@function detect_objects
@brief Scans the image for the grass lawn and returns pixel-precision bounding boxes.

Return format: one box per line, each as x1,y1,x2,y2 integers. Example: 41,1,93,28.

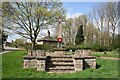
92,51,119,58
2,50,119,78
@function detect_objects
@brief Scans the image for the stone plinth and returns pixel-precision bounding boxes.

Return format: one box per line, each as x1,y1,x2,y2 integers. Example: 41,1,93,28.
73,56,96,71
83,56,96,69
36,56,46,71
73,56,83,71
23,49,96,72
23,56,36,69
54,48,66,55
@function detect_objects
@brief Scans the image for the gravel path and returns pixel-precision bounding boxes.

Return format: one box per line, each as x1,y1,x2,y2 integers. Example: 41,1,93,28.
99,57,120,60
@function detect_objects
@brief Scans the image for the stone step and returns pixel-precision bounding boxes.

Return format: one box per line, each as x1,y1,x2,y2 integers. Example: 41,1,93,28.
46,62,74,66
47,70,75,73
46,66,74,70
48,57,73,59
47,55,73,58
48,59,73,62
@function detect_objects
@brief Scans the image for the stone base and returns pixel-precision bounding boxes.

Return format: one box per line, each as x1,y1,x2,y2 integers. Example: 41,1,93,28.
23,55,46,71
23,50,96,72
23,56,36,69
73,56,96,71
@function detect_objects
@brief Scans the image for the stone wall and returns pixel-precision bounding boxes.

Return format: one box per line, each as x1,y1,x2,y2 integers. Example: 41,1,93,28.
73,56,96,71
83,57,96,69
73,58,83,71
75,50,92,56
23,56,36,69
23,50,46,71
73,50,96,71
36,56,46,71
23,50,96,72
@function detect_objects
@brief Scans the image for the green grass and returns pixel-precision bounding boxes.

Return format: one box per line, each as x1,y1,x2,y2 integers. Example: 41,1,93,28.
2,50,119,78
92,51,119,58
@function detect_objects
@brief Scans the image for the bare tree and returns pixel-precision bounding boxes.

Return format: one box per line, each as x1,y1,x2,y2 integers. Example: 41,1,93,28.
105,2,118,45
2,2,66,55
63,18,74,45
92,2,118,46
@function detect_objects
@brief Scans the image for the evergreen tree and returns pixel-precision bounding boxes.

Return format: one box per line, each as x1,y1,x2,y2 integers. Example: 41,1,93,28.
75,25,84,45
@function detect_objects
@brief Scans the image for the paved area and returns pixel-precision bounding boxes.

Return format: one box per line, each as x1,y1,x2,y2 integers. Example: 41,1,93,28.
0,47,23,54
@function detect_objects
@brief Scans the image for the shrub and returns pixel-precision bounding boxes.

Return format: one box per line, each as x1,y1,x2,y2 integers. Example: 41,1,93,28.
23,43,32,51
66,45,77,51
66,44,113,52
113,48,120,54
66,44,91,51
91,44,113,52
34,44,54,52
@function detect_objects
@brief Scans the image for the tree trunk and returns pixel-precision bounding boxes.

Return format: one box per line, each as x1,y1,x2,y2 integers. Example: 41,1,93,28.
2,40,4,51
31,41,36,56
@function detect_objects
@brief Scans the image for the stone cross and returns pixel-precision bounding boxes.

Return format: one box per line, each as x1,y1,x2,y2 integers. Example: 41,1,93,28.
57,16,62,48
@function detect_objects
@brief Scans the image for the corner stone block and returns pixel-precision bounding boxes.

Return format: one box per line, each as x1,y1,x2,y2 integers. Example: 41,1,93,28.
23,59,30,69
73,57,83,71
84,58,96,69
23,56,36,69
36,56,46,71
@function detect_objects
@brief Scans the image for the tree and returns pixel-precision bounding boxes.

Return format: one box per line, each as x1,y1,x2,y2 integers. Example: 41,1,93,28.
75,25,84,45
63,15,88,46
63,18,75,46
2,31,8,50
92,2,118,46
13,38,26,47
105,2,118,45
2,2,66,55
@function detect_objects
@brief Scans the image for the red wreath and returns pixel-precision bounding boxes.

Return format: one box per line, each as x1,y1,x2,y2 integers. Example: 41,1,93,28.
57,38,62,42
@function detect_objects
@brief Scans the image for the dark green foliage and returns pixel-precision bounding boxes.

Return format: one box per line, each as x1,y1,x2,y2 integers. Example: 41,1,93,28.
66,44,113,52
91,44,113,52
111,34,120,49
114,48,120,54
75,25,84,45
66,44,91,51
34,44,54,52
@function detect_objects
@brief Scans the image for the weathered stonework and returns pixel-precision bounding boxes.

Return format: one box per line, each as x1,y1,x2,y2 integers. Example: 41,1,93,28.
83,57,96,69
23,50,96,73
73,57,83,71
54,51,64,55
36,57,46,71
75,50,92,56
23,56,36,69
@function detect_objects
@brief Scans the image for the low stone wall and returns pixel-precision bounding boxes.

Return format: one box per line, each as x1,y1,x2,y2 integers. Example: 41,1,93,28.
36,56,46,71
23,56,36,69
73,56,96,71
23,50,96,72
73,57,83,71
75,50,92,56
23,50,46,71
